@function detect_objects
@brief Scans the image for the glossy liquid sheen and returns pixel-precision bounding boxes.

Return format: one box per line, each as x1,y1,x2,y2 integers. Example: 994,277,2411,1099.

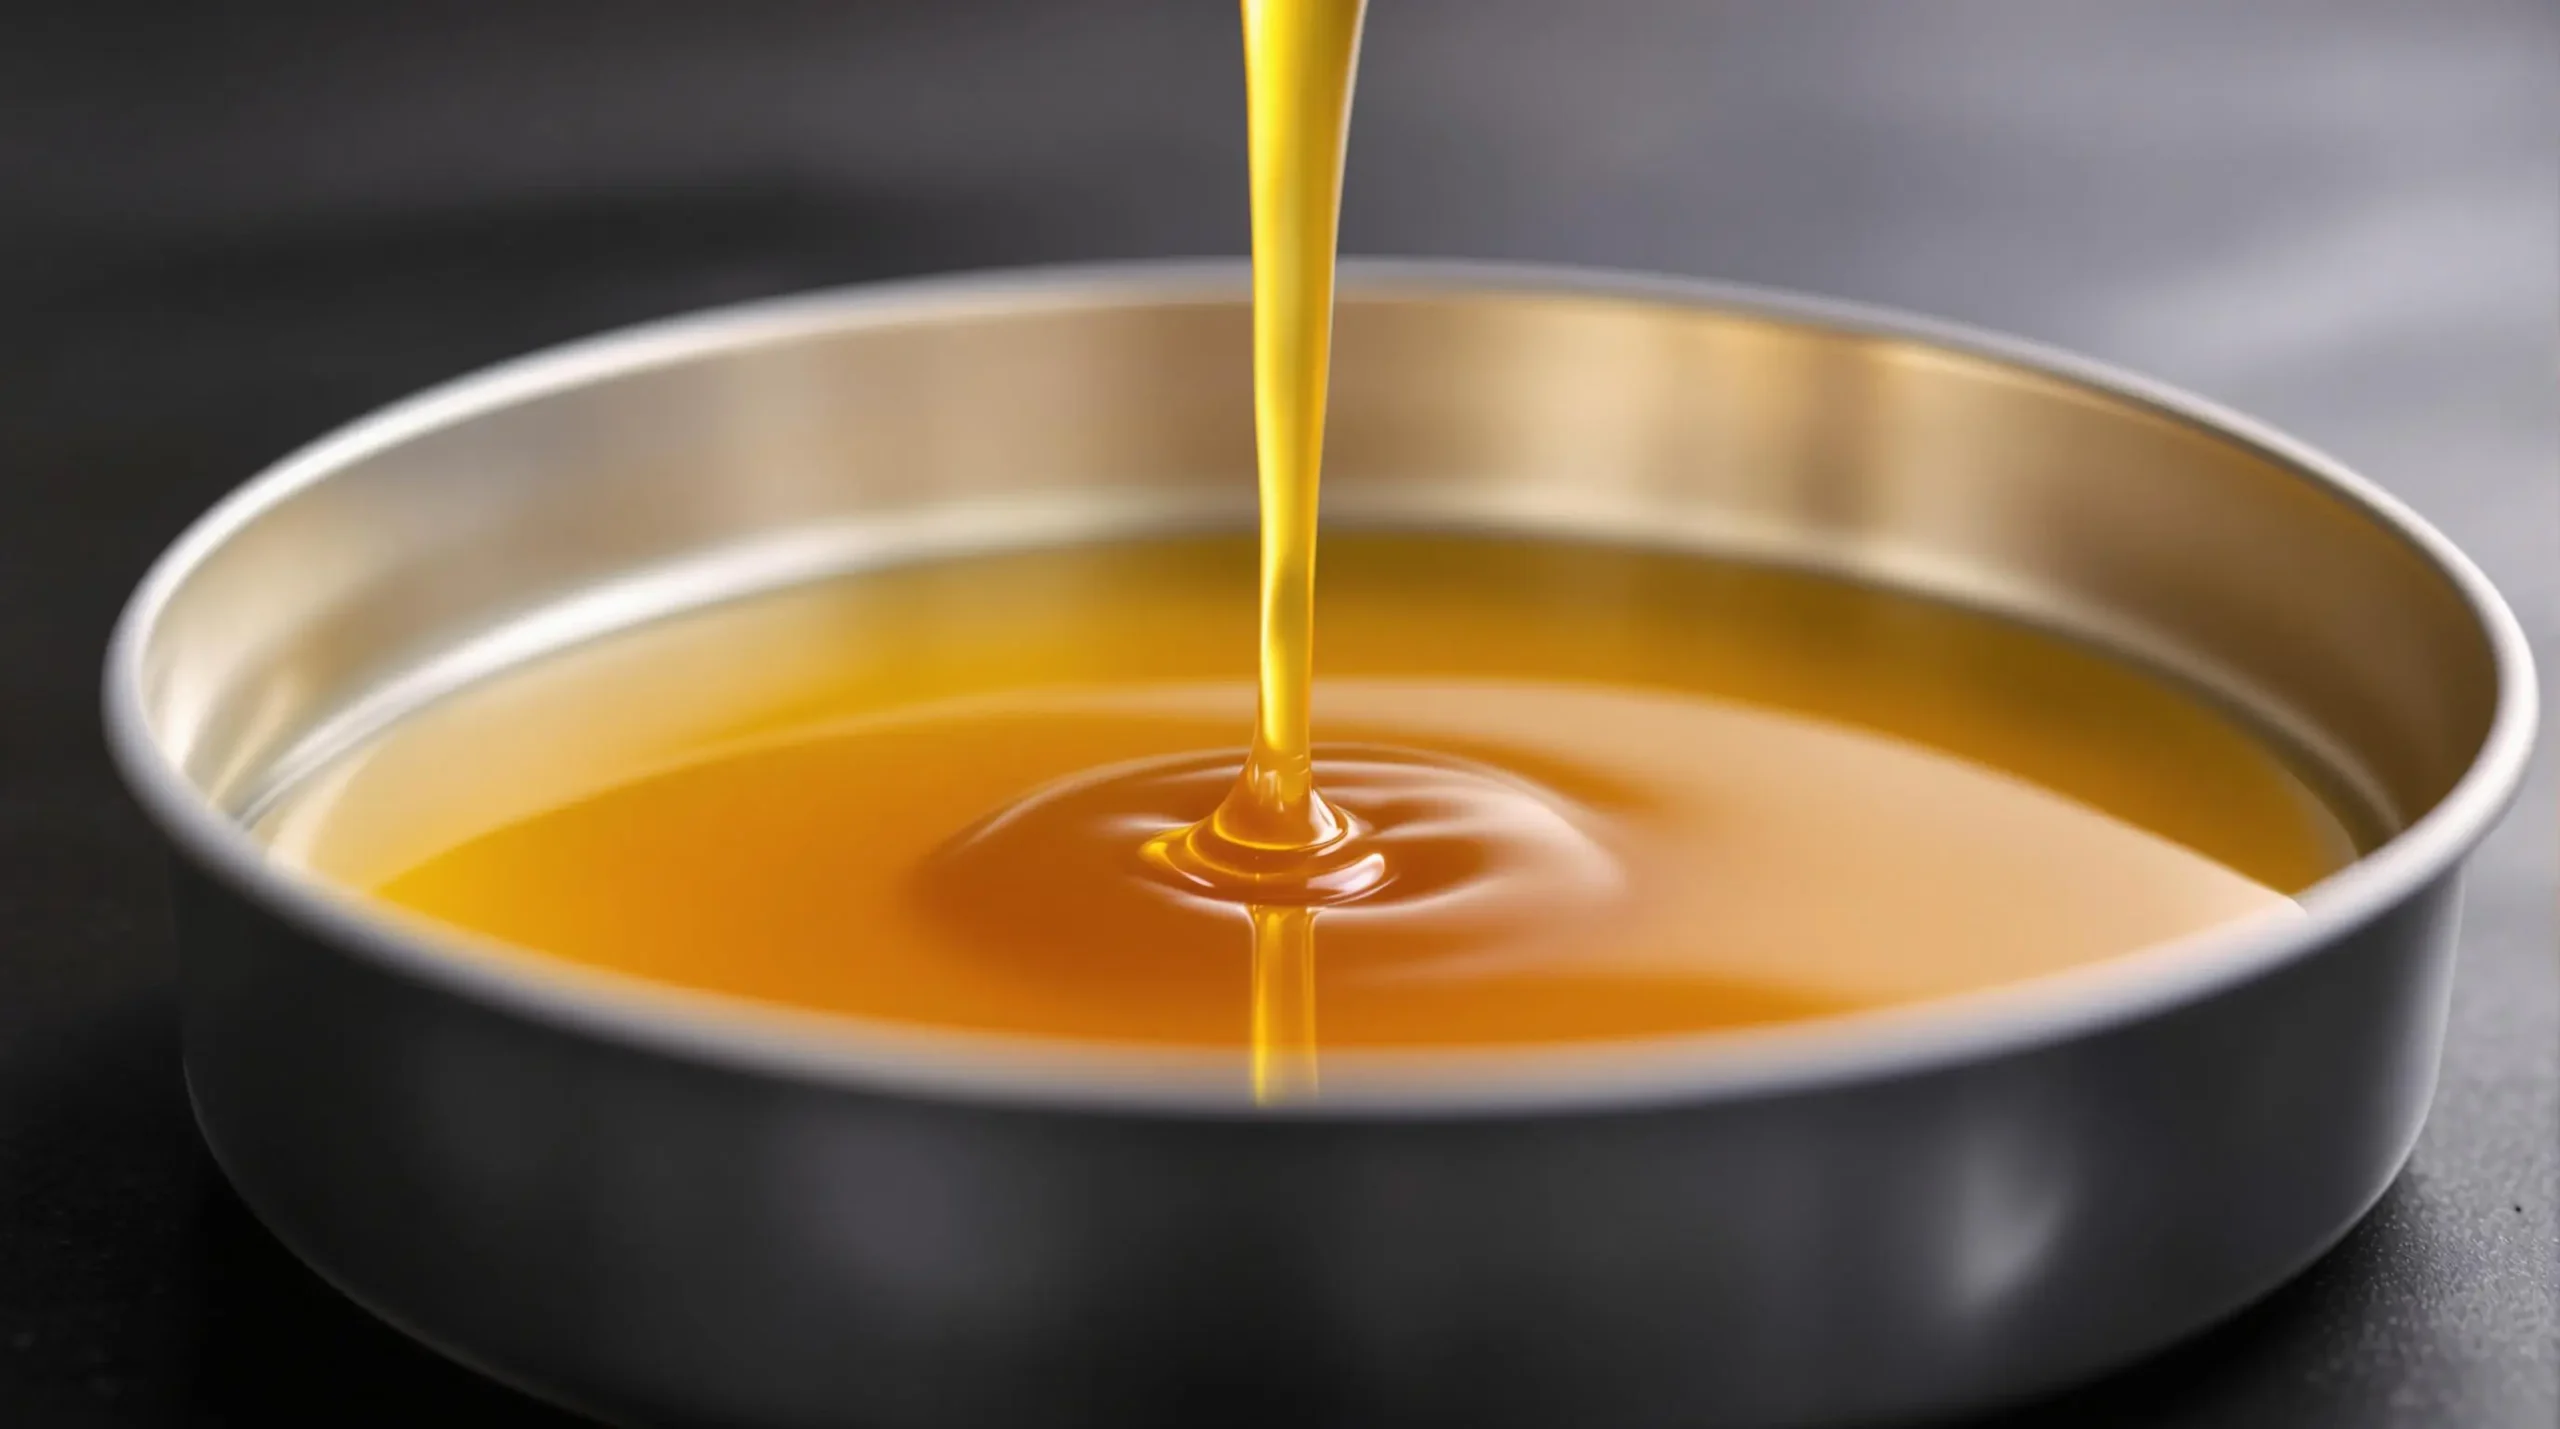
265,535,2356,1071
263,1,2356,1096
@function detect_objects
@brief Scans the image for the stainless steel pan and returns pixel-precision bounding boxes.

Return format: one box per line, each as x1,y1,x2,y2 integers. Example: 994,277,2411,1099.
105,263,2536,1427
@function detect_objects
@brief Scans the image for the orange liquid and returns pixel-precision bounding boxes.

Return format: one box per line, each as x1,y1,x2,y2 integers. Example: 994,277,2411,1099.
262,534,2357,1081
255,3,2357,1098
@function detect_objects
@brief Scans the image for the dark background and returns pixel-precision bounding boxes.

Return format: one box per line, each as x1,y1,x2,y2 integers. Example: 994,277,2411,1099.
3,2,2552,1424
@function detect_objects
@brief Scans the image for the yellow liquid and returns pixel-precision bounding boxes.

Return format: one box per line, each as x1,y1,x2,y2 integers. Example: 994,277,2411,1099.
1142,0,1366,1094
258,2,2358,1097
1219,0,1364,851
264,534,2357,1078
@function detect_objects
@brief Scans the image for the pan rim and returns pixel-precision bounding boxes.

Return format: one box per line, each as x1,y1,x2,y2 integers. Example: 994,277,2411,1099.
101,258,2540,1118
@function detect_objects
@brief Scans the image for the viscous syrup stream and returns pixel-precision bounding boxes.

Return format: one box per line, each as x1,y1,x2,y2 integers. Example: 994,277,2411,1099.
1215,0,1365,858
1194,0,1367,1098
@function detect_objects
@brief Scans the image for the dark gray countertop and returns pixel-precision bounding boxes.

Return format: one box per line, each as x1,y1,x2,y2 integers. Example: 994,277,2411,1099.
1,2,2550,1423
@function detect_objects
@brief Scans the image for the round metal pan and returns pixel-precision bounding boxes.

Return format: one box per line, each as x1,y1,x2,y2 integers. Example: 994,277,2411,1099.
104,263,2536,1428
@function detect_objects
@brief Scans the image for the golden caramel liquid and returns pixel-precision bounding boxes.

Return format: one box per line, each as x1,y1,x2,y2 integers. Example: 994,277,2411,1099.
257,0,2360,1098
1221,0,1363,851
264,535,2358,1082
1156,0,1368,1095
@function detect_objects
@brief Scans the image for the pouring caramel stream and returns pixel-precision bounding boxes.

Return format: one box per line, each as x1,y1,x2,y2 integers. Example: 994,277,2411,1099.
1200,0,1368,1097
1215,0,1365,859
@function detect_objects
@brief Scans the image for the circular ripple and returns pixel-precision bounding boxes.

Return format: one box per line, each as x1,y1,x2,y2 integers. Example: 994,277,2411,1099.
917,744,1626,967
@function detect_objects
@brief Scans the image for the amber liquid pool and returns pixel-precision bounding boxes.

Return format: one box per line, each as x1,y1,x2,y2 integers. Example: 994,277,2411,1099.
262,532,2356,1076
